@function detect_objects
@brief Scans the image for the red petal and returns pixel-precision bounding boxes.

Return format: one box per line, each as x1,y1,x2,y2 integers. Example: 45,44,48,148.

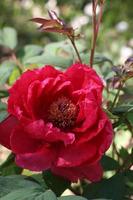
52,161,103,182
56,142,97,167
16,146,56,171
65,63,103,102
11,124,41,154
8,66,61,120
25,120,75,146
0,115,18,149
74,97,99,132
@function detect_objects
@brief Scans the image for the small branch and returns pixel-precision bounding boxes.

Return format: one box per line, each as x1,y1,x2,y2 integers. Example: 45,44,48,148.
11,53,23,73
90,0,105,67
68,36,82,63
110,81,124,111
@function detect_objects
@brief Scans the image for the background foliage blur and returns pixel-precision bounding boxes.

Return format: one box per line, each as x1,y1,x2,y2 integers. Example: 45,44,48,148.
0,1,133,199
0,0,133,64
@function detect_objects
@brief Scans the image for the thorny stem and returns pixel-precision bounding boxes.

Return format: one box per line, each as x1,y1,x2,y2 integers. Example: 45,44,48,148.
90,0,105,67
68,36,82,63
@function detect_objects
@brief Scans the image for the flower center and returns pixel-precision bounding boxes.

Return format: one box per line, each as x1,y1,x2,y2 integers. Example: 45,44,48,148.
48,96,78,130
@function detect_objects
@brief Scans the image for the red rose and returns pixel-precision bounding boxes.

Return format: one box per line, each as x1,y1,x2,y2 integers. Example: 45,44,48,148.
0,63,113,182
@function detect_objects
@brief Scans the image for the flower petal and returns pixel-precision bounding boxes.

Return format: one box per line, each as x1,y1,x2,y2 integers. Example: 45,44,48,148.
0,115,18,149
74,98,99,132
11,124,41,154
65,63,103,102
52,161,102,182
25,120,75,146
56,142,97,167
16,146,56,171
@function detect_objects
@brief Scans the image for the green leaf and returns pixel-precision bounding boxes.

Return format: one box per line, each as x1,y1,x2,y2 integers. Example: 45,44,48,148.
119,147,129,160
58,196,88,200
23,54,73,68
8,68,20,85
0,175,43,198
81,54,113,65
0,188,43,200
0,153,22,176
0,27,18,49
36,190,57,200
44,40,86,56
113,104,133,114
0,90,9,98
0,101,8,122
43,170,70,196
83,173,126,200
127,112,133,125
21,45,43,63
30,174,47,189
1,189,57,200
0,60,16,85
101,155,120,171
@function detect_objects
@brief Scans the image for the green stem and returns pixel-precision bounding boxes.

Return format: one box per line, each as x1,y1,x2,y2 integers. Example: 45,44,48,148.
68,36,82,63
110,81,124,111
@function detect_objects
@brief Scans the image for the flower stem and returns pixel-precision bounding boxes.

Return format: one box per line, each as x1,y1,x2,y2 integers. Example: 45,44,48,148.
110,81,123,111
68,36,82,63
11,53,23,73
90,0,105,67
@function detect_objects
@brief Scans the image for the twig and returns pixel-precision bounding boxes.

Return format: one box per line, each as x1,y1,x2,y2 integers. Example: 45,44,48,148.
110,81,124,111
11,53,23,73
68,36,82,63
90,0,105,67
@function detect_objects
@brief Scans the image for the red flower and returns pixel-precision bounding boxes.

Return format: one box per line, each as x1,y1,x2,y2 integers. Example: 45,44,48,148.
0,63,113,182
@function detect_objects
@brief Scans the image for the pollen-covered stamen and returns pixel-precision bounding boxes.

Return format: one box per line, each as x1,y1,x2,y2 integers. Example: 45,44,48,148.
48,96,78,129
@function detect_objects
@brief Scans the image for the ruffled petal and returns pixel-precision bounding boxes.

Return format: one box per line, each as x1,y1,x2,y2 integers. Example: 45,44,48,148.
56,142,97,167
8,66,62,120
52,161,102,182
11,124,41,154
76,110,107,144
25,120,75,146
65,63,103,102
74,98,99,133
16,146,56,171
0,115,18,149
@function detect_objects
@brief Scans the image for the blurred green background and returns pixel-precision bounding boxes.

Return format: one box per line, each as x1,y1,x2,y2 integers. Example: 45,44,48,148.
0,2,133,199
0,0,133,64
